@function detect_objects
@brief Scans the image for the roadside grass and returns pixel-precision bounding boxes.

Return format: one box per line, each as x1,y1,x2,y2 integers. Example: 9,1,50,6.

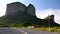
17,26,60,32
16,26,60,32
34,27,60,32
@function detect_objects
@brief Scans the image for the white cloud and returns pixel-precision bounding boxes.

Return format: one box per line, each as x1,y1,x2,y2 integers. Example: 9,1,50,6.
36,9,53,19
36,9,60,24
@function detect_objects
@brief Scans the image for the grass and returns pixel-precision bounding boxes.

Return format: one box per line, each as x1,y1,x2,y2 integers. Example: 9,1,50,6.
34,27,60,32
17,26,60,32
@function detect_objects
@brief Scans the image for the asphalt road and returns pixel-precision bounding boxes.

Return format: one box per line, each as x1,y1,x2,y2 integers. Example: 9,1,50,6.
20,28,60,34
0,27,25,34
0,27,60,34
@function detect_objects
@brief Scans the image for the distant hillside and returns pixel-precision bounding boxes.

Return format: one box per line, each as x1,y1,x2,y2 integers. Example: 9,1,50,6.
0,2,60,27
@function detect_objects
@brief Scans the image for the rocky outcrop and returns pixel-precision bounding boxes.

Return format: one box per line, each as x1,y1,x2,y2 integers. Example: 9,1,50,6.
44,15,54,22
6,2,26,15
5,2,36,16
2,2,37,24
27,4,35,16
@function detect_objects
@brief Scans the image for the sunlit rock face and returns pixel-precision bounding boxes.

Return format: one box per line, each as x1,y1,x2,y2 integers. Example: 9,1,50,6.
44,15,54,22
6,2,26,15
27,4,36,16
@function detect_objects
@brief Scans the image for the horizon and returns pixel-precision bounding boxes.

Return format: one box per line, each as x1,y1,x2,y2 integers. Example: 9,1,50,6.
0,0,60,24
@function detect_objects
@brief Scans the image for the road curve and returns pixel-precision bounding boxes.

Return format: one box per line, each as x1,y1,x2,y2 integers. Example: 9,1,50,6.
0,27,59,34
20,28,60,34
0,27,26,34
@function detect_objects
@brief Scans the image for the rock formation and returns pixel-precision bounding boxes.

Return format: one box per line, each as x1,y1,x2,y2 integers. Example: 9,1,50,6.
0,2,59,27
44,15,54,22
5,2,36,16
6,2,26,15
27,4,35,16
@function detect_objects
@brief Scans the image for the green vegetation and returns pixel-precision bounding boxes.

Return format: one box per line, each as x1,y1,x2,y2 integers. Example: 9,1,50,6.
0,15,60,27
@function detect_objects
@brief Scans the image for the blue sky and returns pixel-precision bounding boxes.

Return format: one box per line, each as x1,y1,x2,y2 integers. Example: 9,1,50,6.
0,0,60,24
38,0,60,9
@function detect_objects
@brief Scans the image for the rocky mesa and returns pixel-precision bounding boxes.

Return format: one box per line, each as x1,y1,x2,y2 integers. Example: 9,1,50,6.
0,2,59,27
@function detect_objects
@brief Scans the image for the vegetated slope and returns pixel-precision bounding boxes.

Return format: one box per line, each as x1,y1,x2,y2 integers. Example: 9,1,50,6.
0,11,59,27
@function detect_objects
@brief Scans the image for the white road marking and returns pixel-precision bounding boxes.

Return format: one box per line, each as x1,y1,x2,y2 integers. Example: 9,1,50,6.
13,28,28,34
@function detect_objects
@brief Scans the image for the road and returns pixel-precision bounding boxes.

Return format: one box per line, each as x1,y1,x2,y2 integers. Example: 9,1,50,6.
20,28,60,34
0,27,60,34
0,27,26,34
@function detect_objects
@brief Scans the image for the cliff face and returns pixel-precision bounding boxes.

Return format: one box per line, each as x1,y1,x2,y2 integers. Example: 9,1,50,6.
1,2,37,24
6,2,26,15
27,4,35,16
5,2,36,16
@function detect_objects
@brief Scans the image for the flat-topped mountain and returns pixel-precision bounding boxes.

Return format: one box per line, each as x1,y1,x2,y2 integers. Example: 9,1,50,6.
0,2,59,27
5,2,36,16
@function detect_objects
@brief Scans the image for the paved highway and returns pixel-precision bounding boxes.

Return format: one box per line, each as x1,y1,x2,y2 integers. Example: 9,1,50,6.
20,28,60,34
0,27,60,34
0,27,26,34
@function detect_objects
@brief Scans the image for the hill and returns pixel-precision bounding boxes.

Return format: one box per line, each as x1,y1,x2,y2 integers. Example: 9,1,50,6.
0,2,60,27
